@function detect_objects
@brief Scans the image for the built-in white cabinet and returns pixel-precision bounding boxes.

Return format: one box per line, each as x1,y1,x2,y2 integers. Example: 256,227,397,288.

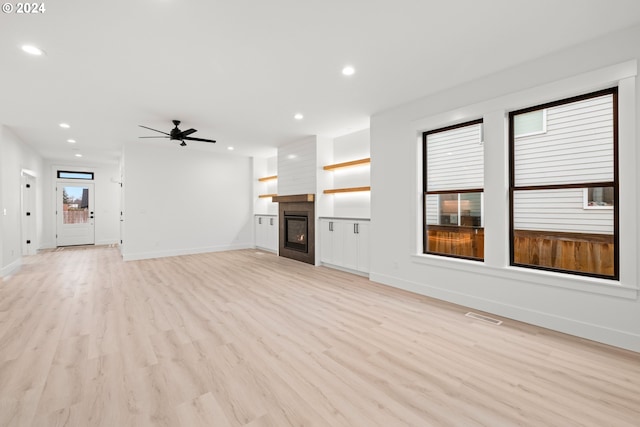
255,215,277,252
319,218,370,274
320,219,345,266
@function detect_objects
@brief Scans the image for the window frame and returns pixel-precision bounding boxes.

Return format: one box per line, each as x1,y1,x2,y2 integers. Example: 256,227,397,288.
57,170,94,180
422,118,484,261
508,87,619,280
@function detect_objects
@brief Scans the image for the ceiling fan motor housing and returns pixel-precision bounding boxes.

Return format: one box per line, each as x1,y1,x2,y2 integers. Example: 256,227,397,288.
170,120,182,140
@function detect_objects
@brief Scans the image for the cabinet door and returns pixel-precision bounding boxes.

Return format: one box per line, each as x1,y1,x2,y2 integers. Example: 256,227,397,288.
320,220,347,265
255,216,266,249
267,216,278,251
320,220,334,264
331,221,346,266
356,222,370,273
342,222,359,271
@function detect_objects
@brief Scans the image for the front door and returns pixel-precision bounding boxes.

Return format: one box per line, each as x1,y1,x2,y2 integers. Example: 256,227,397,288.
56,182,95,246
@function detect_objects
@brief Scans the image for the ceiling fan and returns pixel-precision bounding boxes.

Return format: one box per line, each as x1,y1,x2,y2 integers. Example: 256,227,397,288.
139,120,216,146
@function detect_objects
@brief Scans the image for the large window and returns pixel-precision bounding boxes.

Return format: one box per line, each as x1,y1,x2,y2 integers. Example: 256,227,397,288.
509,88,618,279
423,119,484,260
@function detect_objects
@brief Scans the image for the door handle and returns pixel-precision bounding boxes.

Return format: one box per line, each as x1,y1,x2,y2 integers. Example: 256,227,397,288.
329,221,333,231
270,218,274,226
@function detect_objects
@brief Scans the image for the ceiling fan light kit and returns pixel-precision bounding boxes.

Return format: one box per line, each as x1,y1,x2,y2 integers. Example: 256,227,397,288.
138,120,216,147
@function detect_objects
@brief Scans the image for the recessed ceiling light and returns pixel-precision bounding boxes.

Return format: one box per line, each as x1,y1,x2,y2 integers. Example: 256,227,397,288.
342,65,355,76
21,45,44,56
59,123,70,129
74,153,83,158
227,146,234,151
67,139,76,144
287,154,297,160
294,113,304,120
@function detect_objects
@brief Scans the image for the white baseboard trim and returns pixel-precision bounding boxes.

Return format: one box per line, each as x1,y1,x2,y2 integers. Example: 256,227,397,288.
122,243,253,261
254,245,277,254
320,262,369,278
95,239,119,246
40,239,119,249
0,258,22,278
40,241,55,250
369,272,640,353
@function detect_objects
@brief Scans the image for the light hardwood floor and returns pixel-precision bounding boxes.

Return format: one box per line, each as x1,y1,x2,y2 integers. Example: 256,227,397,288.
0,246,638,426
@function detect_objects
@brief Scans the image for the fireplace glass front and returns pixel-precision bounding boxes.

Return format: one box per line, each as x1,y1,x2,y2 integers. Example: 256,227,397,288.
285,214,308,252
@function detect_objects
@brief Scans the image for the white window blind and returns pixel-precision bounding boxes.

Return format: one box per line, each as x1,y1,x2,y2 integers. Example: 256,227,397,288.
514,94,614,187
426,123,483,192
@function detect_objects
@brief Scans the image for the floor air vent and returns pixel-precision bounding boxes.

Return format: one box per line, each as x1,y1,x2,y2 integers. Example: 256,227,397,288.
465,312,502,325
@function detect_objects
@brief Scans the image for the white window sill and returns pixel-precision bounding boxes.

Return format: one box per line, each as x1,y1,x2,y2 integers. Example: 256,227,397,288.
411,253,638,300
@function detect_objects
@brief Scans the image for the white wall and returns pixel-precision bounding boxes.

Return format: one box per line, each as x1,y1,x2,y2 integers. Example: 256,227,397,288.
277,136,317,196
315,136,334,219
0,125,44,276
253,155,278,215
41,161,121,248
370,25,640,352
330,129,371,219
121,142,253,260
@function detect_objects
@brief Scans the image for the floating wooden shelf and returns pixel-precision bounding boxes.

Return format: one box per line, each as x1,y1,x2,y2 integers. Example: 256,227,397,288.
258,194,277,199
323,158,370,171
323,186,371,194
272,194,315,203
258,175,278,182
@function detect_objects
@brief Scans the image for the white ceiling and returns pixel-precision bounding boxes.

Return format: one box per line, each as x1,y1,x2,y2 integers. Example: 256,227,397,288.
2,0,640,164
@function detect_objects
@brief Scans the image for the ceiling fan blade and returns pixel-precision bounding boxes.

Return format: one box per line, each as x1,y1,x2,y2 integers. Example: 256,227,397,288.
183,136,216,143
139,125,170,135
179,128,197,137
139,136,170,138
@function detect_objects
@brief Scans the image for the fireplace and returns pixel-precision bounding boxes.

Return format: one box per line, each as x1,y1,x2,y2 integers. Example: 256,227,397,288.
272,194,315,265
284,213,308,252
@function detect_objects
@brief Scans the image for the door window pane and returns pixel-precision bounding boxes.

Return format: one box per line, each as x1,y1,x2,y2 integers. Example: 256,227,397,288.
63,186,89,224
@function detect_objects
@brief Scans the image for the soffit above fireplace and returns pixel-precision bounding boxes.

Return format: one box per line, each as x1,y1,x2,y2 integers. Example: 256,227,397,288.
272,194,315,203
